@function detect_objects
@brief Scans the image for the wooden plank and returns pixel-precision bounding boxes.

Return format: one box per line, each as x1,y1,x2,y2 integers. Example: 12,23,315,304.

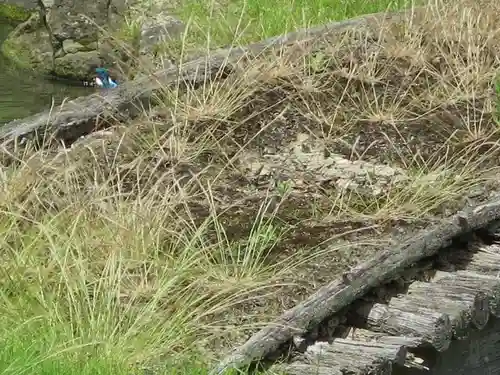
209,202,500,374
432,271,500,317
463,243,500,277
274,339,406,375
405,279,490,334
349,301,452,352
271,363,343,375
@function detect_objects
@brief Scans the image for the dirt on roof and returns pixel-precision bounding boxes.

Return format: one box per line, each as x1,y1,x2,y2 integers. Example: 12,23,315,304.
2,0,500,365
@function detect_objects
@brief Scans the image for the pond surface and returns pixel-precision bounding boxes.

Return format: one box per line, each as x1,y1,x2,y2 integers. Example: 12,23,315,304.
0,20,93,125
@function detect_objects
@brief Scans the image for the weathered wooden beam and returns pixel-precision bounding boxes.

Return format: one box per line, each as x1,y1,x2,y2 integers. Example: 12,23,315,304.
405,279,490,334
275,339,407,375
271,363,343,375
463,243,500,277
349,301,452,352
432,271,500,317
209,197,500,375
0,8,418,147
349,328,430,351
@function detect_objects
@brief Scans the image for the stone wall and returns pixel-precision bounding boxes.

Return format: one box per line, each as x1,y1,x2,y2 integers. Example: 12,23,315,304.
0,0,185,81
0,0,127,80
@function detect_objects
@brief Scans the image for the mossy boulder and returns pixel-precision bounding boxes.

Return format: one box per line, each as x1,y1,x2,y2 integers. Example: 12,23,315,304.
53,50,102,79
1,0,186,81
1,0,130,80
1,13,53,71
0,3,32,24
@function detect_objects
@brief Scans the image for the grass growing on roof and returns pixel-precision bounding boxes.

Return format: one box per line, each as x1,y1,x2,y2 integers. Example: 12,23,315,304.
2,0,500,374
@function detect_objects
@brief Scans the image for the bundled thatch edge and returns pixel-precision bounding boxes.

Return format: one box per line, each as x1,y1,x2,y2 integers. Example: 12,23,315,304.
209,197,500,374
0,7,419,146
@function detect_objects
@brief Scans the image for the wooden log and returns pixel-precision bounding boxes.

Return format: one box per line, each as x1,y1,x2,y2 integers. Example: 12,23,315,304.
464,243,500,277
438,242,500,276
347,327,428,350
292,316,341,350
405,279,490,333
485,220,500,239
271,363,343,375
432,271,500,317
209,197,500,375
295,339,406,375
0,9,418,148
348,301,452,352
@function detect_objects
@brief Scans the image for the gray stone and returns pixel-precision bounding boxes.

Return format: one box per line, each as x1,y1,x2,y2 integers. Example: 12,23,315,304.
1,0,129,80
62,39,85,54
53,50,102,79
139,13,185,54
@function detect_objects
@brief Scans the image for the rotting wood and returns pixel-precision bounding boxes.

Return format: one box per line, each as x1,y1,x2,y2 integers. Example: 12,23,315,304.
432,271,500,317
292,316,342,351
348,301,452,352
209,196,500,375
274,339,407,375
437,242,500,276
348,328,429,350
403,353,431,373
405,280,490,334
462,243,500,277
271,363,343,375
0,8,421,147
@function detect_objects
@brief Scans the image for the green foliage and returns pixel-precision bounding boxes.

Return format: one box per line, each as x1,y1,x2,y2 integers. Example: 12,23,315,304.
172,0,417,48
0,35,33,68
0,3,32,24
494,75,500,126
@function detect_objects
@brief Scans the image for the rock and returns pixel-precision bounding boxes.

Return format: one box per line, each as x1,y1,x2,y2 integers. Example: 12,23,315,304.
1,13,53,70
0,2,32,23
62,39,85,54
139,13,185,55
1,0,188,81
53,50,102,79
1,0,128,80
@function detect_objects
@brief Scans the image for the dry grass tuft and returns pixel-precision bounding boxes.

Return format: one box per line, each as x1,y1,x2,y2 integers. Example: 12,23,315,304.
2,0,500,372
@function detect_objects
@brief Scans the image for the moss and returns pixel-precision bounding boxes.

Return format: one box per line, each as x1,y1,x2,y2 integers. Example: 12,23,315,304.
1,31,53,73
0,3,32,24
1,35,33,69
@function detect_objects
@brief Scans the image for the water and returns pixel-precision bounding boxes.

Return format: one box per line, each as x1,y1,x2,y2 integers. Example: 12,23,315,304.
0,20,93,124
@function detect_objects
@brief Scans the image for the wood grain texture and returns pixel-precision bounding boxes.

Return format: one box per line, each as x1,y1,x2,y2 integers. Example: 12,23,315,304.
406,279,490,334
275,339,407,375
350,301,452,352
432,271,500,317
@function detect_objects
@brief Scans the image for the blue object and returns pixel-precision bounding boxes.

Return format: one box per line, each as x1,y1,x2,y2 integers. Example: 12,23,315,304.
95,67,118,88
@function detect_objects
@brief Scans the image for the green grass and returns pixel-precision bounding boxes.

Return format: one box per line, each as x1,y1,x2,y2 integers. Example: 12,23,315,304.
494,75,500,126
0,3,32,24
179,0,414,43
0,315,130,375
130,0,416,53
